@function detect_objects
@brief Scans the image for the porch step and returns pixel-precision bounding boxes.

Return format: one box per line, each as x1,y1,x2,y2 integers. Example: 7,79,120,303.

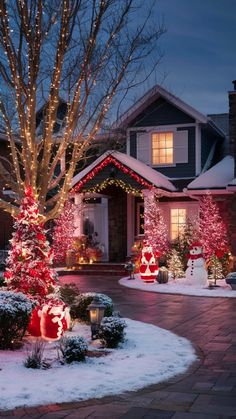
57,263,127,277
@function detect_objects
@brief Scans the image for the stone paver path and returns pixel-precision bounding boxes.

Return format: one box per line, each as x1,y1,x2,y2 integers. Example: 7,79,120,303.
1,274,236,419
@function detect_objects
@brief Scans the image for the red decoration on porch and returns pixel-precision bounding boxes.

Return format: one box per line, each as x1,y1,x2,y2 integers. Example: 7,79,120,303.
28,301,70,341
71,155,153,193
139,244,158,283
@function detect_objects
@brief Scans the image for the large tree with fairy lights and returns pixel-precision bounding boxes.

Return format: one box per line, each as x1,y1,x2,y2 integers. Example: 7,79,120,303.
52,200,75,264
4,186,56,301
198,193,229,261
144,192,169,256
0,0,165,221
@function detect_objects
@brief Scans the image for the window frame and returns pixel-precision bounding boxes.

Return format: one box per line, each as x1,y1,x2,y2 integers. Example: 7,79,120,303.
152,131,174,166
170,207,187,241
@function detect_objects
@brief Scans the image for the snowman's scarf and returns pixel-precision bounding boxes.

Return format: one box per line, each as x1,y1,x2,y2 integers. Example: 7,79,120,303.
188,253,204,260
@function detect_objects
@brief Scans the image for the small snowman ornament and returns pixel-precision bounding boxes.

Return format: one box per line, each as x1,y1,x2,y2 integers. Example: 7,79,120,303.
185,242,208,287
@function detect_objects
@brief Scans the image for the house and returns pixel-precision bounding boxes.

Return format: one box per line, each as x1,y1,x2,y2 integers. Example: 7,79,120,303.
70,82,236,265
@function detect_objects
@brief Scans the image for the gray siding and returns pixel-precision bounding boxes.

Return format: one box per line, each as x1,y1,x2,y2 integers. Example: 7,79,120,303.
128,127,196,178
130,131,137,158
201,128,222,169
129,97,195,127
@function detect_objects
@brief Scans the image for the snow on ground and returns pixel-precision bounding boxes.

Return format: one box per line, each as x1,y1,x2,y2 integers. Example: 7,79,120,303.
119,276,236,298
0,319,196,410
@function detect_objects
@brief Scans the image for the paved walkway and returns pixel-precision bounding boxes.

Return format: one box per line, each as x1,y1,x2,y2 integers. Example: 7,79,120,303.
1,275,236,419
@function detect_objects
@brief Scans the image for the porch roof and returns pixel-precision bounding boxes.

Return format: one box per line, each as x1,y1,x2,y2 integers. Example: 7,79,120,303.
71,150,176,193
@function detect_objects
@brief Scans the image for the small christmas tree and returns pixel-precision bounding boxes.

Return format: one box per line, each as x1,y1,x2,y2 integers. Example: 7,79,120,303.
4,186,56,301
199,193,229,261
208,255,224,281
167,249,185,279
176,216,200,267
52,200,76,264
144,193,169,256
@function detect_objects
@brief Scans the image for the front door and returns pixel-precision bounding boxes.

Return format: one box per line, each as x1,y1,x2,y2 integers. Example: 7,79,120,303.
83,198,109,261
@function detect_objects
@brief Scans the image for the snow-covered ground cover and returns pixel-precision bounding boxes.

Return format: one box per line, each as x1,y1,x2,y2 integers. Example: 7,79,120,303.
119,276,236,297
0,318,196,410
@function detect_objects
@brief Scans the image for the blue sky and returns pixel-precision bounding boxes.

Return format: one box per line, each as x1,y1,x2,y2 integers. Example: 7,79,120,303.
129,0,236,115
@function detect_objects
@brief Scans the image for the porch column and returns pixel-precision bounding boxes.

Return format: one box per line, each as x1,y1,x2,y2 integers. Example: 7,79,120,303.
73,193,83,236
127,194,135,257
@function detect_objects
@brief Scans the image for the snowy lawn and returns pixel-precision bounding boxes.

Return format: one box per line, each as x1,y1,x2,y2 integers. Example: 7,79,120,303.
119,276,236,298
0,318,196,410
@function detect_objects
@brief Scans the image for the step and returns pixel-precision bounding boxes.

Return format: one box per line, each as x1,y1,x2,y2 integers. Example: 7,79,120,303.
57,263,128,277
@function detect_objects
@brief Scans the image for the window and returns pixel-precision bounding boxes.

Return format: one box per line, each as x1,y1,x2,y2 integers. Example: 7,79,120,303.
170,208,186,240
152,132,173,165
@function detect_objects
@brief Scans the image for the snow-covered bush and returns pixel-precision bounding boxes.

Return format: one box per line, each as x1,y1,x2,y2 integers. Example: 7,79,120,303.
99,317,127,348
59,336,88,363
70,292,113,321
59,283,80,306
0,291,33,349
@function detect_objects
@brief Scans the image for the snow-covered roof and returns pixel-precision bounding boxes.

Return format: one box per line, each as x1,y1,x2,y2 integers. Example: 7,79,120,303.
71,150,176,192
114,84,208,129
187,156,235,189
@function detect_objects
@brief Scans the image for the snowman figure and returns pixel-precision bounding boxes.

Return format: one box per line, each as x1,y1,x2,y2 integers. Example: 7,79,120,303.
185,242,208,287
139,244,158,283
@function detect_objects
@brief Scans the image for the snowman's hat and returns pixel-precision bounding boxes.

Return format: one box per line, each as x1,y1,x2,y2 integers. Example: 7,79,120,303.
189,241,202,249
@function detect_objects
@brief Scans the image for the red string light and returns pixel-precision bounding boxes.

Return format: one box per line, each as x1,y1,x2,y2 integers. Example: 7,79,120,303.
72,156,152,193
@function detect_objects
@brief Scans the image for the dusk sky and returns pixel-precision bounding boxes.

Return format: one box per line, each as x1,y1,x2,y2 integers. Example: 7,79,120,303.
131,0,236,116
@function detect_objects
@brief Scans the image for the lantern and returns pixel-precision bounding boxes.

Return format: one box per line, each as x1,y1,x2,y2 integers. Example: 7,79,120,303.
87,296,105,339
139,245,158,283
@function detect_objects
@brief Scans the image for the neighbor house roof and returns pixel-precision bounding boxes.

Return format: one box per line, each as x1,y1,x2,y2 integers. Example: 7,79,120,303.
71,150,176,192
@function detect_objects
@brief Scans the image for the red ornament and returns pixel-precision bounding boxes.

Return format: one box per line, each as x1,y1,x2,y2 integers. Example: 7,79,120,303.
27,306,42,337
36,233,46,241
139,245,158,283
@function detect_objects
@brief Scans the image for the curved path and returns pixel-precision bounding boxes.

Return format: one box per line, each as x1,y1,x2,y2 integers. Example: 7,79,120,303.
2,274,236,419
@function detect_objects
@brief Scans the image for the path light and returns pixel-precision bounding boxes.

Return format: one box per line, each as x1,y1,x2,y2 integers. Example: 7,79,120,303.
87,296,106,339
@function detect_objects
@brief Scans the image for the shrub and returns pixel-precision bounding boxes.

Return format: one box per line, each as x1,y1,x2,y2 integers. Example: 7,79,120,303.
70,292,113,321
0,291,33,349
0,273,6,287
59,283,80,305
24,340,47,369
59,336,88,363
99,317,127,348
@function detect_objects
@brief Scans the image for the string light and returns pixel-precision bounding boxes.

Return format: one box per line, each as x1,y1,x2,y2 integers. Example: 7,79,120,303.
82,178,143,196
72,155,153,194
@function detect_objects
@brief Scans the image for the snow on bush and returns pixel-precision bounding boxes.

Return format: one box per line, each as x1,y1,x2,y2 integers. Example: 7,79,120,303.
99,316,127,348
59,336,88,363
70,292,113,321
0,291,33,349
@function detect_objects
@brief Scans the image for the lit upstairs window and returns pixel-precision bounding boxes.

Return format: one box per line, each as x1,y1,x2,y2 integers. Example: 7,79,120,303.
171,208,186,240
152,132,173,165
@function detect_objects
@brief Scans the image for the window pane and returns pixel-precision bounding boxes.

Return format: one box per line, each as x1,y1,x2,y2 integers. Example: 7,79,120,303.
152,132,173,165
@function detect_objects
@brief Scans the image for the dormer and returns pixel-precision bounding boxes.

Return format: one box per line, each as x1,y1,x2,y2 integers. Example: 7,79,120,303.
114,85,225,180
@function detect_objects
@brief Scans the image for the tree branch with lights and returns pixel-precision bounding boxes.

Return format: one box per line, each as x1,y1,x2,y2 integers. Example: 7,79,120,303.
0,0,165,221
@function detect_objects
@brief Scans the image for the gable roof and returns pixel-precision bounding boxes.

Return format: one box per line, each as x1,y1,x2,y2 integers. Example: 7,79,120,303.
114,85,208,129
71,150,176,192
187,155,234,190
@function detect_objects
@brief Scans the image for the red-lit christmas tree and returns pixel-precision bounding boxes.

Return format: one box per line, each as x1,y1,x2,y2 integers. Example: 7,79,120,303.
52,200,75,264
4,186,56,301
198,193,229,261
144,193,169,256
